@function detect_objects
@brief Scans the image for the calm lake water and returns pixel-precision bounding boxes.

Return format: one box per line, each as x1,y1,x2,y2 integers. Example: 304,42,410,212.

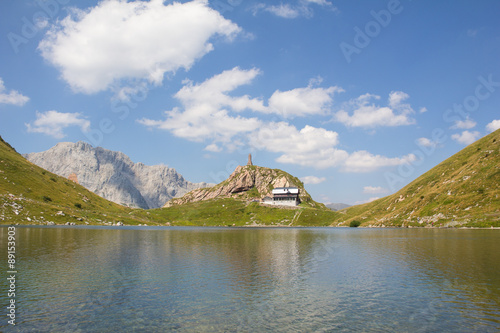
1,226,499,332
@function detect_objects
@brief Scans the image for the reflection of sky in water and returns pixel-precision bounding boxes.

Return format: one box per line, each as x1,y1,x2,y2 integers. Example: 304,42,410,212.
0,227,499,332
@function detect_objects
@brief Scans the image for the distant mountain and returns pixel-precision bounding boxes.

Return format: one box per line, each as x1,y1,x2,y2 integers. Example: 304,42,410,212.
24,142,212,209
326,203,351,211
335,129,500,228
0,136,149,225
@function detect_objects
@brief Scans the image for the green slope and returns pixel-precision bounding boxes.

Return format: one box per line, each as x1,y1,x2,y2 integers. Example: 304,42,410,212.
137,198,339,227
335,129,500,228
0,136,152,225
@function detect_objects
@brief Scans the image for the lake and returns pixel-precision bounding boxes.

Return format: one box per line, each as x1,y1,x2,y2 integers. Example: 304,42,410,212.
1,226,499,332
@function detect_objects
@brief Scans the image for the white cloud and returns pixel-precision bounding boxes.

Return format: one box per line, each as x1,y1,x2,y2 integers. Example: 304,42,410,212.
268,85,343,117
388,91,409,109
138,67,344,147
252,0,334,18
138,67,265,144
419,107,428,113
26,111,90,139
140,68,418,172
249,122,348,169
265,4,300,18
39,0,241,94
355,197,380,205
0,78,29,106
304,0,332,5
300,176,326,185
416,137,437,147
343,150,416,173
334,91,416,128
204,143,222,152
250,122,339,155
451,130,480,145
451,117,476,129
486,119,500,133
363,186,388,194
250,122,416,172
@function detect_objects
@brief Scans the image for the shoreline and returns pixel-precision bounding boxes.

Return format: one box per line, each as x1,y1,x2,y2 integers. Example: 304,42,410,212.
1,223,500,230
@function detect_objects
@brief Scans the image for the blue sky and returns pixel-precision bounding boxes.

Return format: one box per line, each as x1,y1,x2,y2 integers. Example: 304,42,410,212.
0,0,499,205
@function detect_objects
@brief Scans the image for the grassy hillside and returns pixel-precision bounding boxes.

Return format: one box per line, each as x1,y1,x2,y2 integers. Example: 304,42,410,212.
137,198,339,227
0,136,152,225
335,129,500,228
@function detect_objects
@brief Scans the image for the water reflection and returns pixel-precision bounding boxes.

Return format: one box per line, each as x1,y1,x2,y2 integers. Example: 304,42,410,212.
0,227,499,332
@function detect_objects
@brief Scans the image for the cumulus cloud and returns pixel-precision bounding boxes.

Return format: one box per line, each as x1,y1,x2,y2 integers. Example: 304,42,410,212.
26,111,90,139
252,0,335,18
138,67,265,145
139,67,344,146
334,91,416,128
304,0,332,5
268,84,343,118
363,186,388,194
451,117,476,129
0,78,29,106
300,176,326,185
486,119,500,133
204,143,223,152
265,4,300,18
343,150,416,173
249,122,345,168
39,0,241,95
451,130,480,145
249,122,415,172
140,67,417,172
416,137,437,147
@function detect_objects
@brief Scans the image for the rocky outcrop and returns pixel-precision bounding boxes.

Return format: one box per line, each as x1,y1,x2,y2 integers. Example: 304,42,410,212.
164,165,317,207
24,141,212,209
68,173,79,184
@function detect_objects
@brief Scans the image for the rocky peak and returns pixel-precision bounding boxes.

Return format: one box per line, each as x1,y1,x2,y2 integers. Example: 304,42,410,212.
164,165,318,207
23,142,212,209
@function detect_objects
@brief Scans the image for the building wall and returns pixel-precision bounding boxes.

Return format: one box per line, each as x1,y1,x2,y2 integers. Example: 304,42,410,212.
272,200,298,207
262,198,298,207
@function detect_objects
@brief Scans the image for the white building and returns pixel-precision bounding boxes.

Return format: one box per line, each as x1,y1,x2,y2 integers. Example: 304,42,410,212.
264,187,300,207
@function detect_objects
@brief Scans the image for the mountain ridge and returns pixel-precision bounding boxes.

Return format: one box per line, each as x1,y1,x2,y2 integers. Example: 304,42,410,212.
24,141,213,209
0,135,151,225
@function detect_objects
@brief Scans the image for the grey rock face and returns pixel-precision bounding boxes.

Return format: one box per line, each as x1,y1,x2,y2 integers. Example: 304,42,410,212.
23,141,212,209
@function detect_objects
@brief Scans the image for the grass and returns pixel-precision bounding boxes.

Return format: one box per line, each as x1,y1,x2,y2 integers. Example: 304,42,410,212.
333,129,500,228
136,198,340,226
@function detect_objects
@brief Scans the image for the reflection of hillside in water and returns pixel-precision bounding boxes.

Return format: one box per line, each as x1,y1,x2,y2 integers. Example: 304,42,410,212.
344,228,500,324
1,227,334,301
2,227,499,331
